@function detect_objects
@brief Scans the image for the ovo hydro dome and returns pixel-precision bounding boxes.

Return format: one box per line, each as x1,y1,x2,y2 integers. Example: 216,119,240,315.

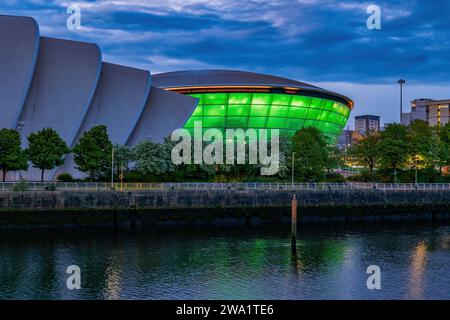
153,70,354,142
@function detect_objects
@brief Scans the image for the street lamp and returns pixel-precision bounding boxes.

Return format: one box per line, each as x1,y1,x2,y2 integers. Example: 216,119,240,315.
111,146,115,190
291,152,296,189
415,154,419,184
398,79,406,124
16,121,25,181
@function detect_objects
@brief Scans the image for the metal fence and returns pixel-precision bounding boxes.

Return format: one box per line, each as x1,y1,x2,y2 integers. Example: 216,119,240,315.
1,181,450,191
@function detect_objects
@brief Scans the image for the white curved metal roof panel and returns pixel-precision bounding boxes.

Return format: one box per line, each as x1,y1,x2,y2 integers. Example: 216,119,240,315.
74,62,151,145
127,86,198,145
18,36,102,148
0,15,39,129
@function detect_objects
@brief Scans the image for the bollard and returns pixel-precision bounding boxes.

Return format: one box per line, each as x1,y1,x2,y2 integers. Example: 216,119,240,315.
291,194,298,254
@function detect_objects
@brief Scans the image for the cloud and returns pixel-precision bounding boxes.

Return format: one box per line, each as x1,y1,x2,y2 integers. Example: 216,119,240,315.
1,0,450,125
2,0,449,84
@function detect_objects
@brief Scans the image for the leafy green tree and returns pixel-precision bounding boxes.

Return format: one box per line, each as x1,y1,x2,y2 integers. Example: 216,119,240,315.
291,127,328,182
113,144,133,173
350,132,380,172
177,161,216,181
168,136,217,181
325,145,344,173
276,135,291,179
215,137,285,181
408,120,435,169
377,124,410,180
435,123,450,174
26,128,69,182
73,125,112,180
133,138,175,176
0,129,28,182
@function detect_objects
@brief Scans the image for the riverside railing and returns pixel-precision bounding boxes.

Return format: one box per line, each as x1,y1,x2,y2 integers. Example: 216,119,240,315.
1,181,450,191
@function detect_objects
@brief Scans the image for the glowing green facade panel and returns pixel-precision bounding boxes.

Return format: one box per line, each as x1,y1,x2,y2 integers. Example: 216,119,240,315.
184,92,351,142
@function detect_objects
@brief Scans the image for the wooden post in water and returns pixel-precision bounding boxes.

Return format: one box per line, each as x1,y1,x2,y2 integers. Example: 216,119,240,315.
291,194,298,253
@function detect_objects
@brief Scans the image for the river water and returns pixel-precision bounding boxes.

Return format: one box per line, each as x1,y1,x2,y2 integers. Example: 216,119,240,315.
0,222,449,300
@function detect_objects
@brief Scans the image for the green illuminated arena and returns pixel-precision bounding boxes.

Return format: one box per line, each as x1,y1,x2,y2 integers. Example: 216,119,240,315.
153,70,354,142
184,92,350,141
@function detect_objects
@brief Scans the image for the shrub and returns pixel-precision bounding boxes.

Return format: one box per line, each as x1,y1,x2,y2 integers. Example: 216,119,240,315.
124,170,153,182
214,174,228,182
56,173,74,182
347,171,379,182
324,172,345,183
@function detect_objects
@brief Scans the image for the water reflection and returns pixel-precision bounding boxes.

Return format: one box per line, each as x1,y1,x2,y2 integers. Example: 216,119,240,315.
295,239,348,271
0,223,449,300
104,253,124,300
408,241,428,299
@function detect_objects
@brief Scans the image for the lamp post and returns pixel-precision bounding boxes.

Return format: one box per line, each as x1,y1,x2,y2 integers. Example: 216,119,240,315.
291,152,296,189
119,165,124,192
16,121,25,181
415,154,418,184
111,146,115,190
398,79,406,124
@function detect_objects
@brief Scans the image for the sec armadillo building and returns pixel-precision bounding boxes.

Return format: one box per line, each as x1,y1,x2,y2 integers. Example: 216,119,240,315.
0,15,353,181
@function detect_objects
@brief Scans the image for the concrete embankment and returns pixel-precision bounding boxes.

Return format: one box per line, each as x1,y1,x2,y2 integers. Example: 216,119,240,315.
0,189,449,226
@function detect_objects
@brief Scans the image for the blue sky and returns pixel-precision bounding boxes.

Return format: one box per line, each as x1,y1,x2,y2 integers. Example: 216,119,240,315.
2,0,450,127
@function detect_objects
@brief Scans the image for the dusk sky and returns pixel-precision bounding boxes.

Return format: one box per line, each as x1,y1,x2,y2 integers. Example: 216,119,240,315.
2,0,449,127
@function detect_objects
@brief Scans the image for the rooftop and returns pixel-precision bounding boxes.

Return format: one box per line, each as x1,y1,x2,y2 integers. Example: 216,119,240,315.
152,69,354,108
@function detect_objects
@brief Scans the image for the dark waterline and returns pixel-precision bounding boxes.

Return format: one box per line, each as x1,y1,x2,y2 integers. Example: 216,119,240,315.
0,222,449,300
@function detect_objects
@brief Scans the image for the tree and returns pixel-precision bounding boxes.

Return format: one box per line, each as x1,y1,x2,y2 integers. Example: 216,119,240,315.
350,132,380,172
408,120,434,169
26,128,69,182
113,144,133,173
0,129,28,182
73,125,112,180
275,135,291,179
133,138,174,176
377,124,410,180
291,127,328,182
435,123,450,174
325,145,344,173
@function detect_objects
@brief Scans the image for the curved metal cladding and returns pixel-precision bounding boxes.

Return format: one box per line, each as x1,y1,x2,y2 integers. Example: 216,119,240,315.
153,69,324,91
56,62,152,178
0,15,39,129
153,70,354,143
74,62,152,145
126,86,199,146
18,37,102,180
